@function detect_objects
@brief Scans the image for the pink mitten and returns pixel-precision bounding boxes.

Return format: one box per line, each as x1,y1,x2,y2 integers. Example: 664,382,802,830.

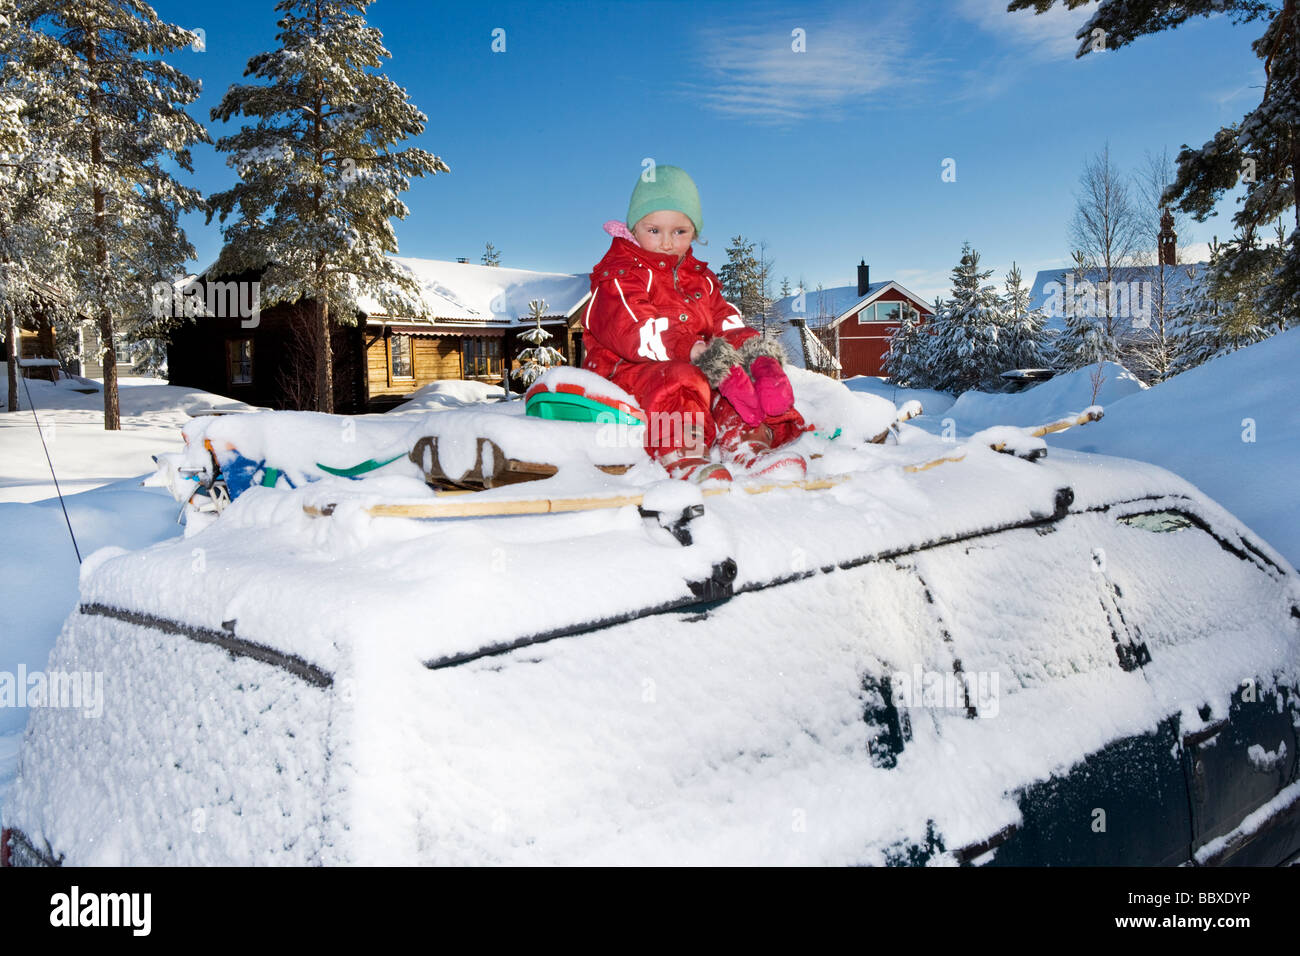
749,356,795,417
718,365,764,426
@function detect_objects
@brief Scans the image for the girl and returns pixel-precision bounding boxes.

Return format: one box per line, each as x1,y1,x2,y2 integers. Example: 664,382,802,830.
583,165,811,483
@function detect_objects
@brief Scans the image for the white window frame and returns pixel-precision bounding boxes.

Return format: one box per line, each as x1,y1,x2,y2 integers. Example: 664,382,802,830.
858,300,907,324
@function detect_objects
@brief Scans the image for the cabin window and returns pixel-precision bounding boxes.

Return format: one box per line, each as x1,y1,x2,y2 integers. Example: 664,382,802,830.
859,301,903,324
227,338,253,385
462,337,502,378
390,334,413,379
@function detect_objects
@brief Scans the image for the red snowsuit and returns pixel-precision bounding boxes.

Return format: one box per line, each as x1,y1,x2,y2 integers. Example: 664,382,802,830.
584,236,806,457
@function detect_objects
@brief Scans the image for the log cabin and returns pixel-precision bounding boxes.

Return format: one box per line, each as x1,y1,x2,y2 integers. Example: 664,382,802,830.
166,257,593,413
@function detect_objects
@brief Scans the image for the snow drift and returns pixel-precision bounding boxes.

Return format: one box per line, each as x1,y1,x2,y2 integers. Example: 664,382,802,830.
1049,327,1300,571
937,361,1145,432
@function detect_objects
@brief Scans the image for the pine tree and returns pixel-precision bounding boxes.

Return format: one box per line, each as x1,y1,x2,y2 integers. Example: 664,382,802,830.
1211,224,1290,339
779,276,792,298
208,0,450,413
14,0,207,428
883,305,929,387
1002,262,1049,369
1170,270,1221,376
511,299,564,388
0,0,67,410
927,243,1012,393
481,241,501,266
1171,229,1287,375
717,236,762,318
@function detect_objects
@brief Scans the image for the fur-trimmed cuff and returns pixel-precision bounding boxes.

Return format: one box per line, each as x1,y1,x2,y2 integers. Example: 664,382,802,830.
737,333,788,370
692,337,742,387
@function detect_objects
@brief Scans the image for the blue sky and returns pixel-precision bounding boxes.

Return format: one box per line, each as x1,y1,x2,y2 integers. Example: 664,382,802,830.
148,0,1267,301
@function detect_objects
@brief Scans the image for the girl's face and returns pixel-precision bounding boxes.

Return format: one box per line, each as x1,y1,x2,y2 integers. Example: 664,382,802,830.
631,210,695,261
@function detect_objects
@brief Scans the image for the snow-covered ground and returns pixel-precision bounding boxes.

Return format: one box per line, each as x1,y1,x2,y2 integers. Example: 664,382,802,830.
388,378,509,413
1048,328,1300,572
931,361,1144,431
884,335,1299,571
844,375,957,419
0,378,254,503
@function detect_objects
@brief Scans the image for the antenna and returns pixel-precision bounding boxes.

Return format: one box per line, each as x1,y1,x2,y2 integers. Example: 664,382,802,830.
17,359,82,564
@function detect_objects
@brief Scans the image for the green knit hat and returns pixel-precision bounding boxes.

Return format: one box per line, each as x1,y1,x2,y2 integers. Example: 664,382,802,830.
626,165,703,240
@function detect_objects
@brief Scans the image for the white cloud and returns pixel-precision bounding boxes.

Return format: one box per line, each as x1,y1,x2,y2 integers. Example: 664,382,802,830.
1209,80,1259,108
944,0,1098,102
954,0,1093,61
890,266,956,304
685,5,936,124
684,1,1095,120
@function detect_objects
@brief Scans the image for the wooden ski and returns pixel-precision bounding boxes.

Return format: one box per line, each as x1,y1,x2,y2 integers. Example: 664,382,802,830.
903,407,1104,473
304,473,854,520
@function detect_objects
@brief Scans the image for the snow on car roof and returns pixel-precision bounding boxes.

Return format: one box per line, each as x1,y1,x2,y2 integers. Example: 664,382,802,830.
17,438,1299,864
10,362,1300,865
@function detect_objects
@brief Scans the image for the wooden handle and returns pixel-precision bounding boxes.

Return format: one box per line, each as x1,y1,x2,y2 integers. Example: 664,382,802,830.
305,473,857,520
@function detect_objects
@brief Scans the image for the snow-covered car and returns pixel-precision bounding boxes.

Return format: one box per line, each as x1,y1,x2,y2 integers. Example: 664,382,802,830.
3,373,1299,866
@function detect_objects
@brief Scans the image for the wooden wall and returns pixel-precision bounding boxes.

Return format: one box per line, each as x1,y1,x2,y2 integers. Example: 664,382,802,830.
366,332,465,403
18,322,55,361
167,300,366,413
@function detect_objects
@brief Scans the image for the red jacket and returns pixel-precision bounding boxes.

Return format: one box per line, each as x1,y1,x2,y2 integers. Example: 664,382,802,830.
583,237,757,379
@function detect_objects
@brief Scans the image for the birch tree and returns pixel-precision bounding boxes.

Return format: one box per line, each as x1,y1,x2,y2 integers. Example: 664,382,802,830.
1069,143,1144,347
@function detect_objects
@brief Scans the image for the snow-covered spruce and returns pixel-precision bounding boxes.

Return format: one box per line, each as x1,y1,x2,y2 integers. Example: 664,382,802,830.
207,0,450,413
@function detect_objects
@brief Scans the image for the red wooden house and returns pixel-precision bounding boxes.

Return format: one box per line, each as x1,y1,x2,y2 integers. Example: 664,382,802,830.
775,262,935,378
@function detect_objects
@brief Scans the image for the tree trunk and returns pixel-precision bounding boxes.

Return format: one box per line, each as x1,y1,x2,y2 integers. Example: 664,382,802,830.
316,298,333,413
1291,0,1300,237
309,23,331,416
98,310,120,428
88,33,119,430
6,305,18,413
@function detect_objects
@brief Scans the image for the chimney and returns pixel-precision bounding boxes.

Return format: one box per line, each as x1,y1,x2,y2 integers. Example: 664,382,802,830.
857,260,870,297
1157,209,1177,267
456,257,469,264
